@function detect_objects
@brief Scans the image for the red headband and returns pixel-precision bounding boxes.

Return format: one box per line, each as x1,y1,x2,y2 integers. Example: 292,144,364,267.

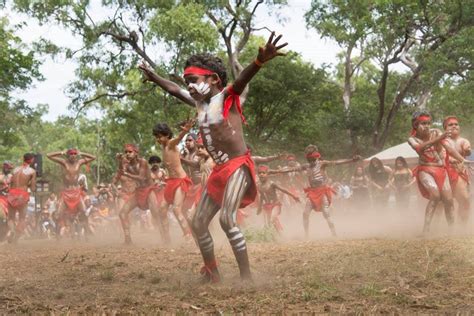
411,115,431,136
306,152,321,160
67,149,78,155
196,135,204,145
258,165,269,173
183,66,215,77
124,143,138,153
443,117,458,130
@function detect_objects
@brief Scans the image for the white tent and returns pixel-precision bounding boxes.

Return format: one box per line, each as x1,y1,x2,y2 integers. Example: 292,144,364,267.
366,142,418,166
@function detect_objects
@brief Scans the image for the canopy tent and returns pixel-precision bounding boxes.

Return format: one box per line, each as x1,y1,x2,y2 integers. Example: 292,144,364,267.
365,142,418,166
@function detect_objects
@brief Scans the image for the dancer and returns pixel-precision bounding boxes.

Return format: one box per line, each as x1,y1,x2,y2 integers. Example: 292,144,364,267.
139,32,287,281
47,149,95,237
153,120,194,238
115,143,163,244
408,111,465,234
443,116,471,223
256,165,300,233
7,154,36,242
181,133,204,219
285,145,360,237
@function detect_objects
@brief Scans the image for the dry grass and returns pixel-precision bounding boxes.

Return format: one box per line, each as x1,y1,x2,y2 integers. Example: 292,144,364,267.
0,233,473,313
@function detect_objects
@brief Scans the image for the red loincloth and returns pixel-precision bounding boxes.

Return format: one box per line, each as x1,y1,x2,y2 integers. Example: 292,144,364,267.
164,177,192,205
412,165,447,200
445,155,469,187
206,152,257,208
61,188,84,214
7,188,30,209
135,185,154,210
119,191,135,204
152,184,165,207
0,195,8,217
304,186,336,212
262,202,281,216
182,183,202,210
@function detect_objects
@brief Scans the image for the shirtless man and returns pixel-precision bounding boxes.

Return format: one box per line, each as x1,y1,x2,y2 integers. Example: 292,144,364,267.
182,136,216,187
286,145,360,237
148,155,167,210
7,153,36,242
0,162,14,230
256,165,300,233
153,121,194,238
181,133,203,218
0,162,13,241
47,149,95,237
115,144,163,244
443,116,471,223
408,111,466,234
139,32,287,282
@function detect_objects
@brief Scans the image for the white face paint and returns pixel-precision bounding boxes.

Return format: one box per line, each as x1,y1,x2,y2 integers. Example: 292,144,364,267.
188,82,210,96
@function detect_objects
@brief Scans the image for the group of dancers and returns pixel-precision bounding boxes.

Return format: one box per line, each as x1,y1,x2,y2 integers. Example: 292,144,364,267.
0,33,471,283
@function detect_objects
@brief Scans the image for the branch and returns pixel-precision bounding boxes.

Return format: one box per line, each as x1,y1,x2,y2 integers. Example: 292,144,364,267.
399,38,418,71
74,86,155,121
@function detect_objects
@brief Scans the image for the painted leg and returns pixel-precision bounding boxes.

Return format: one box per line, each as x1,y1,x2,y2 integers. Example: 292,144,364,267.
303,201,312,239
172,188,192,237
219,167,253,281
321,196,336,237
191,190,220,282
119,198,137,244
271,205,283,233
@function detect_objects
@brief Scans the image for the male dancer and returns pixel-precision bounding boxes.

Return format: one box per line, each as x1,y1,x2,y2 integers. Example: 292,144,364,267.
47,149,95,237
408,111,466,234
7,154,36,242
153,120,194,238
286,145,360,237
181,133,203,218
0,162,13,217
139,32,287,281
443,116,471,223
148,155,167,209
115,143,163,244
256,165,300,233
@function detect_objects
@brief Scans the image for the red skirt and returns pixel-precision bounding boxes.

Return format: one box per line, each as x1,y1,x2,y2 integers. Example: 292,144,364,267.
153,184,165,207
304,186,335,212
135,185,154,210
61,188,84,214
207,152,257,208
164,177,192,205
119,191,135,204
183,183,202,210
7,188,30,209
445,163,469,187
0,195,8,216
413,165,447,199
262,202,281,215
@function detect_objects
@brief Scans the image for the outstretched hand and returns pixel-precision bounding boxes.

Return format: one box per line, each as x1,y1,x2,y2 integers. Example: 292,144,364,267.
181,117,196,133
257,32,288,63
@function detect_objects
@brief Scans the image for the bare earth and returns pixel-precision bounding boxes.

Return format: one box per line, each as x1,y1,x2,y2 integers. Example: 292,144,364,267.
1,232,473,314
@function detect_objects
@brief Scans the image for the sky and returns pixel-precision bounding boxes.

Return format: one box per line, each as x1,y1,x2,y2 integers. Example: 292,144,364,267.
8,0,342,122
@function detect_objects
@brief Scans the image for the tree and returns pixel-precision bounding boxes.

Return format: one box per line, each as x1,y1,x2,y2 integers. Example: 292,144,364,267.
306,0,474,151
0,16,43,148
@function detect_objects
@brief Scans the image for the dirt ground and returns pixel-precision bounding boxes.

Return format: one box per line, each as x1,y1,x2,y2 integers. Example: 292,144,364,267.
1,197,474,313
1,229,473,313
